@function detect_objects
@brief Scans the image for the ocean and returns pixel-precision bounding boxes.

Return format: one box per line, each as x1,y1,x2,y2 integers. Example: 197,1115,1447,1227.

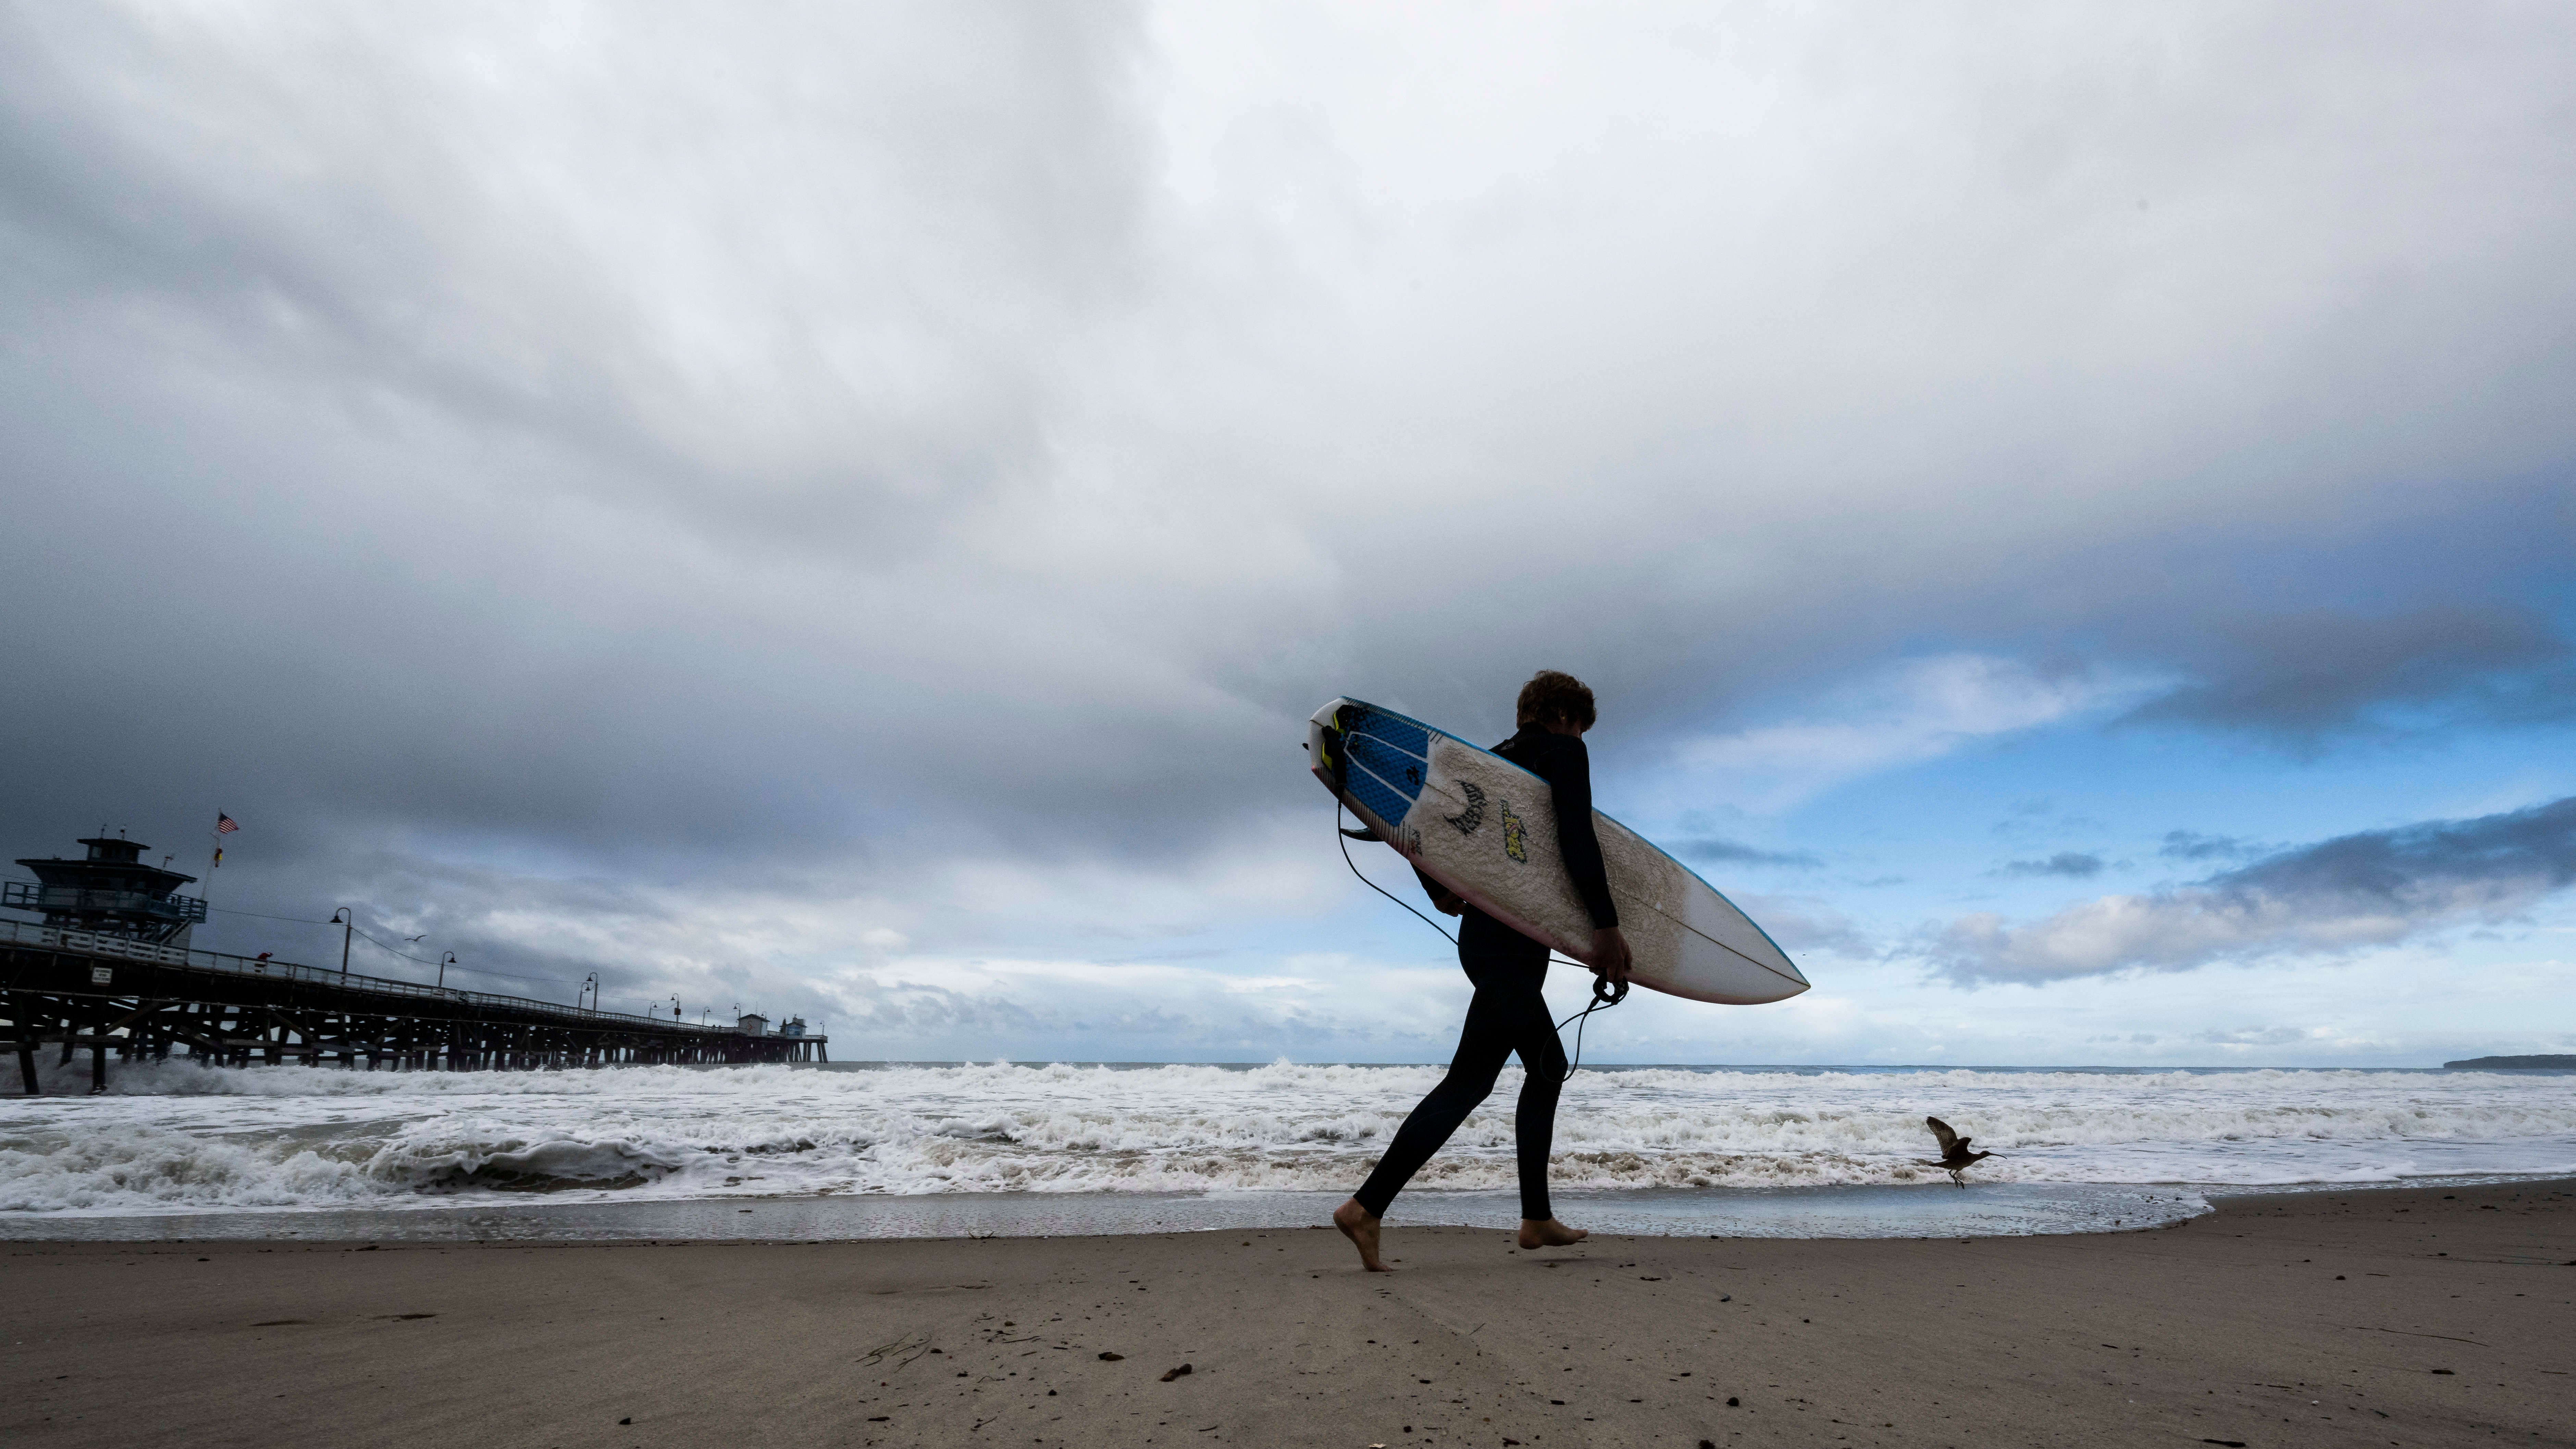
3,1059,2571,1242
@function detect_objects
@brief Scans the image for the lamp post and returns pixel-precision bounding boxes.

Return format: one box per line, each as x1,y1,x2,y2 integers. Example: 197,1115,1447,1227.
439,952,456,990
581,972,599,1013
329,908,354,982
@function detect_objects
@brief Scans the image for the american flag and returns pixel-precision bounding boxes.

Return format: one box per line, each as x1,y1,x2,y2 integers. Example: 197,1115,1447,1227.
215,813,239,834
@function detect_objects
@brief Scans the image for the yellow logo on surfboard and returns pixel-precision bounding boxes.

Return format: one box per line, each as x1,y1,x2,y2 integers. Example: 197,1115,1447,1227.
1501,801,1528,863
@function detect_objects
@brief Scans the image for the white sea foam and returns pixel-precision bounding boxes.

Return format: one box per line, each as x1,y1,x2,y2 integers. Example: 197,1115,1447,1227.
1,1059,2571,1216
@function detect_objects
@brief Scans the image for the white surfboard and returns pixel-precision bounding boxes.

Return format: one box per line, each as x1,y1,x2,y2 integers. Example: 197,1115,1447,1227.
1308,697,1810,1006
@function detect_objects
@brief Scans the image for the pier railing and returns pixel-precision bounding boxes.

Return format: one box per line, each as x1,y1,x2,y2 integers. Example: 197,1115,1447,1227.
1,881,206,924
0,917,734,1035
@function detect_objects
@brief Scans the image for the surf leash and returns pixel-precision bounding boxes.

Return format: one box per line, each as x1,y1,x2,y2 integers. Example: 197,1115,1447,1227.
1334,802,1624,1080
1335,802,1458,946
1551,972,1626,1084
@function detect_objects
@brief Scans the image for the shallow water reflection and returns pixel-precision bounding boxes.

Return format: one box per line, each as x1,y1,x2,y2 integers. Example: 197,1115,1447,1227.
0,1181,2214,1241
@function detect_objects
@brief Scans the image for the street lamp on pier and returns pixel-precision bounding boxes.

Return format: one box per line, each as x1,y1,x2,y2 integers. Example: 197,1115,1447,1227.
330,907,354,982
439,951,456,990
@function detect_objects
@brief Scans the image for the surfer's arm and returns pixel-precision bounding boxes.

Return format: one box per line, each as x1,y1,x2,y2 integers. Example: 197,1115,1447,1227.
1544,738,1620,931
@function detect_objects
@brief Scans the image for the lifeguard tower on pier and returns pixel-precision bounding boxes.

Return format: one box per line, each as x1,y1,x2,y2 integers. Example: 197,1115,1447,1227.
7,833,206,946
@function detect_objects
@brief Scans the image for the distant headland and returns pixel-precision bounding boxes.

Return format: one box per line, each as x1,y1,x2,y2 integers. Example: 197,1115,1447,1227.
2442,1054,2576,1069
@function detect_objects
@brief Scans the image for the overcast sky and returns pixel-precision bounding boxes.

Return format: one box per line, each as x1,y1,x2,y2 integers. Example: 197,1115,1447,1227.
4,2,2571,1066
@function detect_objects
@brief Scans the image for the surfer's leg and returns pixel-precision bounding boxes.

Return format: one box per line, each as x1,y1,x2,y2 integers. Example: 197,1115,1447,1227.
1509,986,1566,1222
1349,976,1519,1221
1505,979,1587,1249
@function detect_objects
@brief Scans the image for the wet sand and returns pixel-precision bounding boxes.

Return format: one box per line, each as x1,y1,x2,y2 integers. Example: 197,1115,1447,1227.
4,1179,2568,1448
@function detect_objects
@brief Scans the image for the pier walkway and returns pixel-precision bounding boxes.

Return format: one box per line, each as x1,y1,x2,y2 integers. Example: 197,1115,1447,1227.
0,918,824,1093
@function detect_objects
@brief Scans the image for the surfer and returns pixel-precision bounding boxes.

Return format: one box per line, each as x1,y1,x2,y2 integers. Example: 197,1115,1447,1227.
1333,670,1633,1272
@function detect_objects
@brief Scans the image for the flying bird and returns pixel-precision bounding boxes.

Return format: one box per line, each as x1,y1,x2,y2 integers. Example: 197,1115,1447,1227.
1918,1116,1993,1187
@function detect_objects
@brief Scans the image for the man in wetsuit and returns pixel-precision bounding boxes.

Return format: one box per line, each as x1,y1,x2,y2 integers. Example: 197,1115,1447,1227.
1332,670,1633,1272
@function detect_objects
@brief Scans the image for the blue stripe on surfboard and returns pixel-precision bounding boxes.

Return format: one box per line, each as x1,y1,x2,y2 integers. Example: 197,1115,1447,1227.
1346,733,1427,798
1337,703,1433,836
1342,752,1418,831
1342,706,1431,765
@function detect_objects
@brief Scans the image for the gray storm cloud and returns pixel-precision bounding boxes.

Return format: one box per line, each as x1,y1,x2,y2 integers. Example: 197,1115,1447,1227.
3,2,2574,1020
1676,839,1824,869
1995,853,2108,880
2121,602,2574,743
1932,796,2576,985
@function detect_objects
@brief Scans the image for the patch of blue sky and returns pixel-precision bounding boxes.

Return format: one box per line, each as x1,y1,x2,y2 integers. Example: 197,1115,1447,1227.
1623,711,2568,893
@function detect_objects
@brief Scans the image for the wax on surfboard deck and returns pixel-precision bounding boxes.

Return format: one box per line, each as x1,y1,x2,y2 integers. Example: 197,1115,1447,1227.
1307,696,1810,1006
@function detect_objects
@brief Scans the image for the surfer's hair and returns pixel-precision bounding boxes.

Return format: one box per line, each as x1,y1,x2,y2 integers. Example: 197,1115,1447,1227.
1516,670,1596,730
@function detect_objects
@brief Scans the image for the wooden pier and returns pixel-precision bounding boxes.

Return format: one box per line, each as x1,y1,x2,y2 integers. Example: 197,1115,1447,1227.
1,917,825,1094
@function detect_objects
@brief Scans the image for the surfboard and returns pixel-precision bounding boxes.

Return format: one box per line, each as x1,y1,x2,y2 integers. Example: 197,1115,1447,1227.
1308,697,1810,1006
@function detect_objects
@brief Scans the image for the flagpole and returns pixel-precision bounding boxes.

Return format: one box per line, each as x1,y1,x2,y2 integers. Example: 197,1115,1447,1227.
206,812,238,915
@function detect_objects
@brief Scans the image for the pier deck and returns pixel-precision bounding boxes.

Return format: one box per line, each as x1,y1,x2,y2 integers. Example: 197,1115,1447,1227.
0,918,823,1093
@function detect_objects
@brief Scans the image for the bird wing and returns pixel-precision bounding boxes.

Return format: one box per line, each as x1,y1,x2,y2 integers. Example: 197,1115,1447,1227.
1925,1116,1960,1153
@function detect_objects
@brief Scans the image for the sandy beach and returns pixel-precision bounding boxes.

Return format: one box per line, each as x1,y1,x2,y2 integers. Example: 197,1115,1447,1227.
5,1180,2568,1449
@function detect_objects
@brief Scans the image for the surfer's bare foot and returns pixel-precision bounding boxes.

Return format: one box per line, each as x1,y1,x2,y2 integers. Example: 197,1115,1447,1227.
1334,1198,1394,1272
1518,1217,1588,1249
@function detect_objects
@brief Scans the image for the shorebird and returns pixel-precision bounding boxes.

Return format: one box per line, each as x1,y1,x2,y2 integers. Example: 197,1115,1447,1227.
1918,1116,1993,1187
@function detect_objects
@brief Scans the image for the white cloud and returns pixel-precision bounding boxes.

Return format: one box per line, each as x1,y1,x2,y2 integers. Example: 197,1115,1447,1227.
1672,655,2157,810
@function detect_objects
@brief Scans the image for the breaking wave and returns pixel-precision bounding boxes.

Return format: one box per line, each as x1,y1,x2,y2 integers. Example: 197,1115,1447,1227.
2,1059,2572,1215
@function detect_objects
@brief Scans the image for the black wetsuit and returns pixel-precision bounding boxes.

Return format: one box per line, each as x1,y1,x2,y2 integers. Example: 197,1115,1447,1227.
1352,726,1620,1223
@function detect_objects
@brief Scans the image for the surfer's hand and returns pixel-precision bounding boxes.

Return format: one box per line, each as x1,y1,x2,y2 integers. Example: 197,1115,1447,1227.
1431,889,1465,916
1590,927,1633,984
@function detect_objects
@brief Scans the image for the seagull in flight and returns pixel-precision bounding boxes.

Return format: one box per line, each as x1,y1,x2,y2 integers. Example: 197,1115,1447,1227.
1919,1116,1994,1187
